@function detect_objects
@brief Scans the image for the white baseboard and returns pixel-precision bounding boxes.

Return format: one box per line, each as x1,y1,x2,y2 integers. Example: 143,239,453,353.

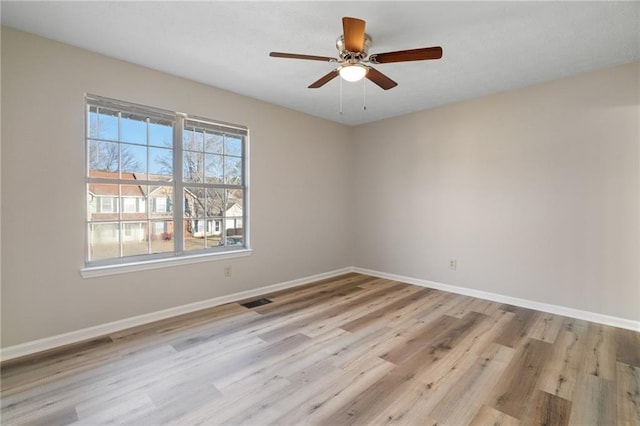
3,265,637,362
0,267,353,362
351,267,640,332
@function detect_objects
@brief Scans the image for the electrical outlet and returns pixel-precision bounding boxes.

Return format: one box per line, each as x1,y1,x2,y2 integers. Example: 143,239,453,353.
224,265,232,277
449,259,457,270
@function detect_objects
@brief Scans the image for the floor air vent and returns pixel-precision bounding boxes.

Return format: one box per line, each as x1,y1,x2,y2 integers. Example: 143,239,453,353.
241,298,273,308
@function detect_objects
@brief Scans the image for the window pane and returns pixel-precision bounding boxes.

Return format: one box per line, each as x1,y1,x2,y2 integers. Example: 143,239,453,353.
206,218,223,248
227,188,244,208
87,183,119,220
222,232,244,247
224,217,243,240
183,128,204,152
122,222,148,257
224,136,242,157
222,189,244,246
183,151,204,183
89,222,119,260
149,120,173,147
89,107,118,141
184,187,205,217
150,186,173,219
205,132,224,154
149,147,173,180
224,156,242,185
88,140,120,175
150,221,173,253
121,144,147,179
121,114,147,144
121,185,147,217
205,188,225,217
205,154,223,184
184,219,205,251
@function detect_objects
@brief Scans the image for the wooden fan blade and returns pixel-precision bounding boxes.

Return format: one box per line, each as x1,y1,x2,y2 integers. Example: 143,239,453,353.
342,17,366,52
308,69,339,88
366,67,398,90
369,47,443,64
270,52,337,62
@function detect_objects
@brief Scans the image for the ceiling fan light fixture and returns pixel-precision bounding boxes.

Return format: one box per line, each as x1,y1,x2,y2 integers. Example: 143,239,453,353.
339,64,368,82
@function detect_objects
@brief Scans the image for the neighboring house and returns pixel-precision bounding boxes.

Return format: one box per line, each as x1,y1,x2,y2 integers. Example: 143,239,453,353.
88,171,174,243
89,171,242,243
184,188,243,238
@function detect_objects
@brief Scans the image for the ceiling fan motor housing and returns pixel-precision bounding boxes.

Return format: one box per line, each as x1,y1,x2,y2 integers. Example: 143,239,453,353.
336,33,372,61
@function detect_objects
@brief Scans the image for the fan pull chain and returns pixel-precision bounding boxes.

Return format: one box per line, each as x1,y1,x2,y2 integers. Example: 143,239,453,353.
363,77,367,110
339,77,343,115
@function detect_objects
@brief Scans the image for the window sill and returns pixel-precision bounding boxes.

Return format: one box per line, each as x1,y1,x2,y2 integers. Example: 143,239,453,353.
81,249,253,278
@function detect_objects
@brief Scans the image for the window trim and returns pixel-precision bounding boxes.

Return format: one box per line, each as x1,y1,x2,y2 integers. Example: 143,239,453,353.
80,248,253,278
84,94,250,273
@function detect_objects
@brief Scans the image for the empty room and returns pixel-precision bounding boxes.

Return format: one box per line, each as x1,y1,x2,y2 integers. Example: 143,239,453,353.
1,1,639,425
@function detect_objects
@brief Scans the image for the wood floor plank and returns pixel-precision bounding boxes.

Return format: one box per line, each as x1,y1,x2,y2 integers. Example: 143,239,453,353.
382,289,456,328
256,281,404,342
521,390,572,426
537,318,590,400
251,275,372,315
428,343,515,425
489,338,554,420
170,372,292,425
616,327,640,368
445,294,480,318
300,282,426,339
494,306,541,348
217,361,345,425
528,312,565,344
73,391,157,425
1,344,180,422
616,362,640,426
134,370,222,425
363,309,516,425
568,373,616,426
339,287,432,333
273,355,395,425
466,297,504,316
213,328,347,390
1,273,636,426
470,405,521,426
380,314,463,364
582,322,618,381
323,312,490,425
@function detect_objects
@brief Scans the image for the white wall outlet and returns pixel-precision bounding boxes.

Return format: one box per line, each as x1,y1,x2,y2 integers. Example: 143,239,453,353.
449,259,457,270
224,265,232,277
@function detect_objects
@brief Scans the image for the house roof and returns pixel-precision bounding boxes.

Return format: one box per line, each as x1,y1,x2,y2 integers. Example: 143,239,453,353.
88,171,172,197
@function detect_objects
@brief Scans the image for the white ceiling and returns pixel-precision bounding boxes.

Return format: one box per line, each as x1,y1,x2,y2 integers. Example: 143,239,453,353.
2,1,639,126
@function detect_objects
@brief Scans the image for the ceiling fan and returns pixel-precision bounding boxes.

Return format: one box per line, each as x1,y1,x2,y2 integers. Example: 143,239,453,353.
269,17,443,90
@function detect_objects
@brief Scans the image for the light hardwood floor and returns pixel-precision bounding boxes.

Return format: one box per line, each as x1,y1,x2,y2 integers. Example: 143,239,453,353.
1,273,639,425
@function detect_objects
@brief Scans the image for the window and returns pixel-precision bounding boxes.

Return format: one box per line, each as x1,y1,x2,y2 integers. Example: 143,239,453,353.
99,197,116,213
85,95,249,268
154,197,167,213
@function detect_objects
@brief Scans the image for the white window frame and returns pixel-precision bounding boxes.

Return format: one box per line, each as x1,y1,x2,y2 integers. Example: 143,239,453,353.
82,95,251,277
99,197,115,213
155,197,167,213
122,197,138,213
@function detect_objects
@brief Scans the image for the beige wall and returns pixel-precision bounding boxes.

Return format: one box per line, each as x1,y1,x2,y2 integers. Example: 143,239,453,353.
1,28,353,347
352,62,640,322
2,27,638,349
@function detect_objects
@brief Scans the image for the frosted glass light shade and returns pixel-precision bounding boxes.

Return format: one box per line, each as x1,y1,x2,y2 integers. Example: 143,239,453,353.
339,64,368,82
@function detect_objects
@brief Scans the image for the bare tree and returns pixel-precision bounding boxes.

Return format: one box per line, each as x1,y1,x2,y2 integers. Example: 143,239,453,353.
89,142,141,173
88,110,141,173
